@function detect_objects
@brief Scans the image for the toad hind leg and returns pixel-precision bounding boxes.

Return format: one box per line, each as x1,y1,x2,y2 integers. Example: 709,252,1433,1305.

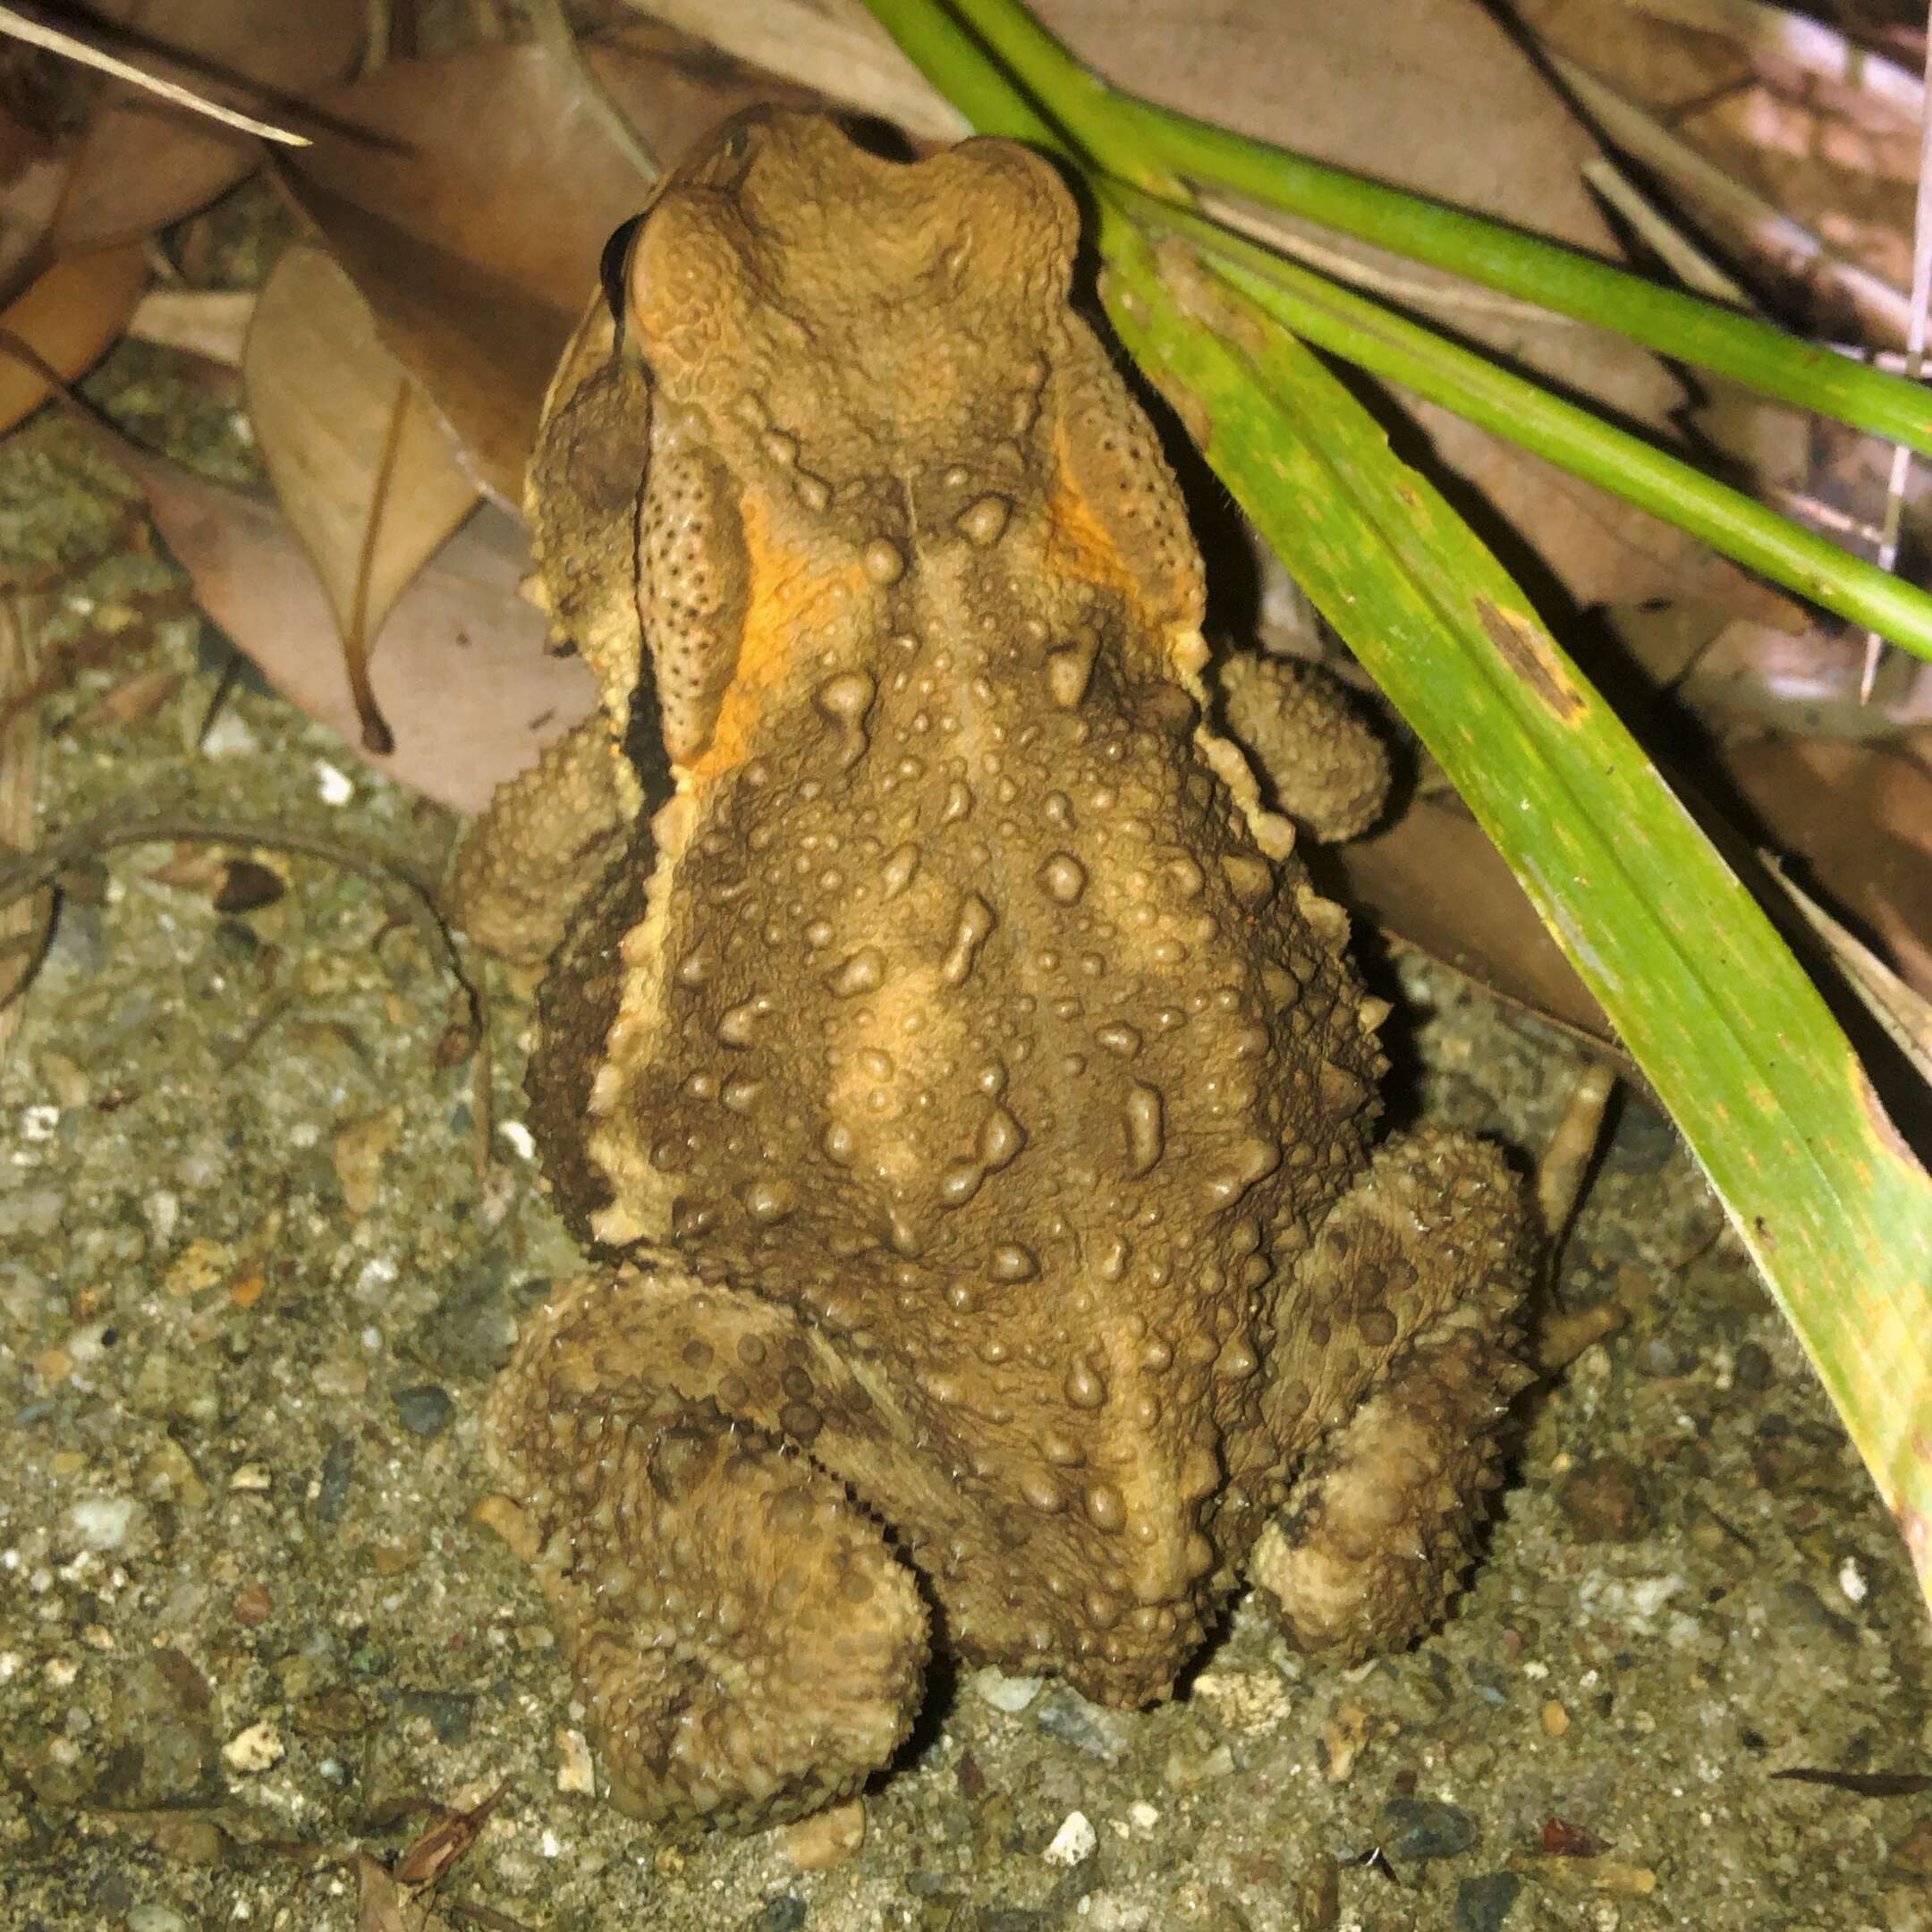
479,1267,928,1831
1250,1129,1537,1662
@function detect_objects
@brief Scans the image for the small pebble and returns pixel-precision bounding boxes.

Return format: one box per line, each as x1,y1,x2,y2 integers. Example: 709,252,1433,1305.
1541,1699,1571,1737
139,1440,209,1511
973,1666,1045,1712
316,1435,357,1524
1295,1853,1340,1929
221,1720,284,1773
1454,1871,1523,1932
126,1909,190,1932
201,710,258,758
1636,1336,1680,1377
397,1690,472,1743
394,1385,455,1436
1191,1666,1290,1733
1379,1796,1478,1861
143,1817,231,1868
1556,1460,1649,1543
1888,1818,1932,1878
1321,1702,1369,1784
1036,1688,1131,1761
1043,1809,1097,1867
780,1798,864,1870
555,1726,595,1794
66,1495,141,1551
314,759,354,804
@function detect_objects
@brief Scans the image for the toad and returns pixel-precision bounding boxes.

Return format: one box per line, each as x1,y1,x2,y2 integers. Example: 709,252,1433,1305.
445,110,1536,1832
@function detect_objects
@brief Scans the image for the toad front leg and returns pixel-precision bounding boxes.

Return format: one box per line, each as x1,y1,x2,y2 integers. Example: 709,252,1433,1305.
479,1267,929,1830
1250,1128,1538,1659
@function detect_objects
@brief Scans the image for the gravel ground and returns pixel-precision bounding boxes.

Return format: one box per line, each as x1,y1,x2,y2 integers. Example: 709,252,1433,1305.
2,330,1930,1932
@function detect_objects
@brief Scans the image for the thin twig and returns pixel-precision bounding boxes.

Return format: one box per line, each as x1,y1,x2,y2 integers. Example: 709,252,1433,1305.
0,4,310,146
1607,0,1924,120
0,324,182,474
1767,486,1885,545
1546,50,1914,342
0,593,47,1066
1827,341,1932,377
1537,1060,1619,1250
1859,9,1932,700
1580,156,1752,306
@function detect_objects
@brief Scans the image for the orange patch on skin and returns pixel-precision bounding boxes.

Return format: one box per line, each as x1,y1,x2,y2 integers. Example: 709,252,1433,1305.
1042,421,1196,680
1043,419,1142,606
684,492,869,790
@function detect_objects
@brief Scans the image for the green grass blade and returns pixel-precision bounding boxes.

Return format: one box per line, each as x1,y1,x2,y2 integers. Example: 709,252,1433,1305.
944,0,1932,458
1118,189,1932,664
860,0,1932,1617
858,0,1071,148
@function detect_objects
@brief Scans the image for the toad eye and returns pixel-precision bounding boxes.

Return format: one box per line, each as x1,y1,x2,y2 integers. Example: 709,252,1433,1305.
599,214,644,331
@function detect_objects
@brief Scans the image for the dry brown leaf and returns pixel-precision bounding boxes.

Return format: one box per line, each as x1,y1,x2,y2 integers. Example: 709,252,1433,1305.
131,452,594,811
0,97,69,298
1332,721,1932,1052
283,19,819,503
1769,856,1932,1077
46,0,367,258
1724,733,1932,999
1674,614,1932,735
1331,794,1622,1053
1519,0,1918,318
243,244,482,755
393,1776,510,1885
127,286,254,365
351,1854,416,1932
0,242,148,434
631,0,966,138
